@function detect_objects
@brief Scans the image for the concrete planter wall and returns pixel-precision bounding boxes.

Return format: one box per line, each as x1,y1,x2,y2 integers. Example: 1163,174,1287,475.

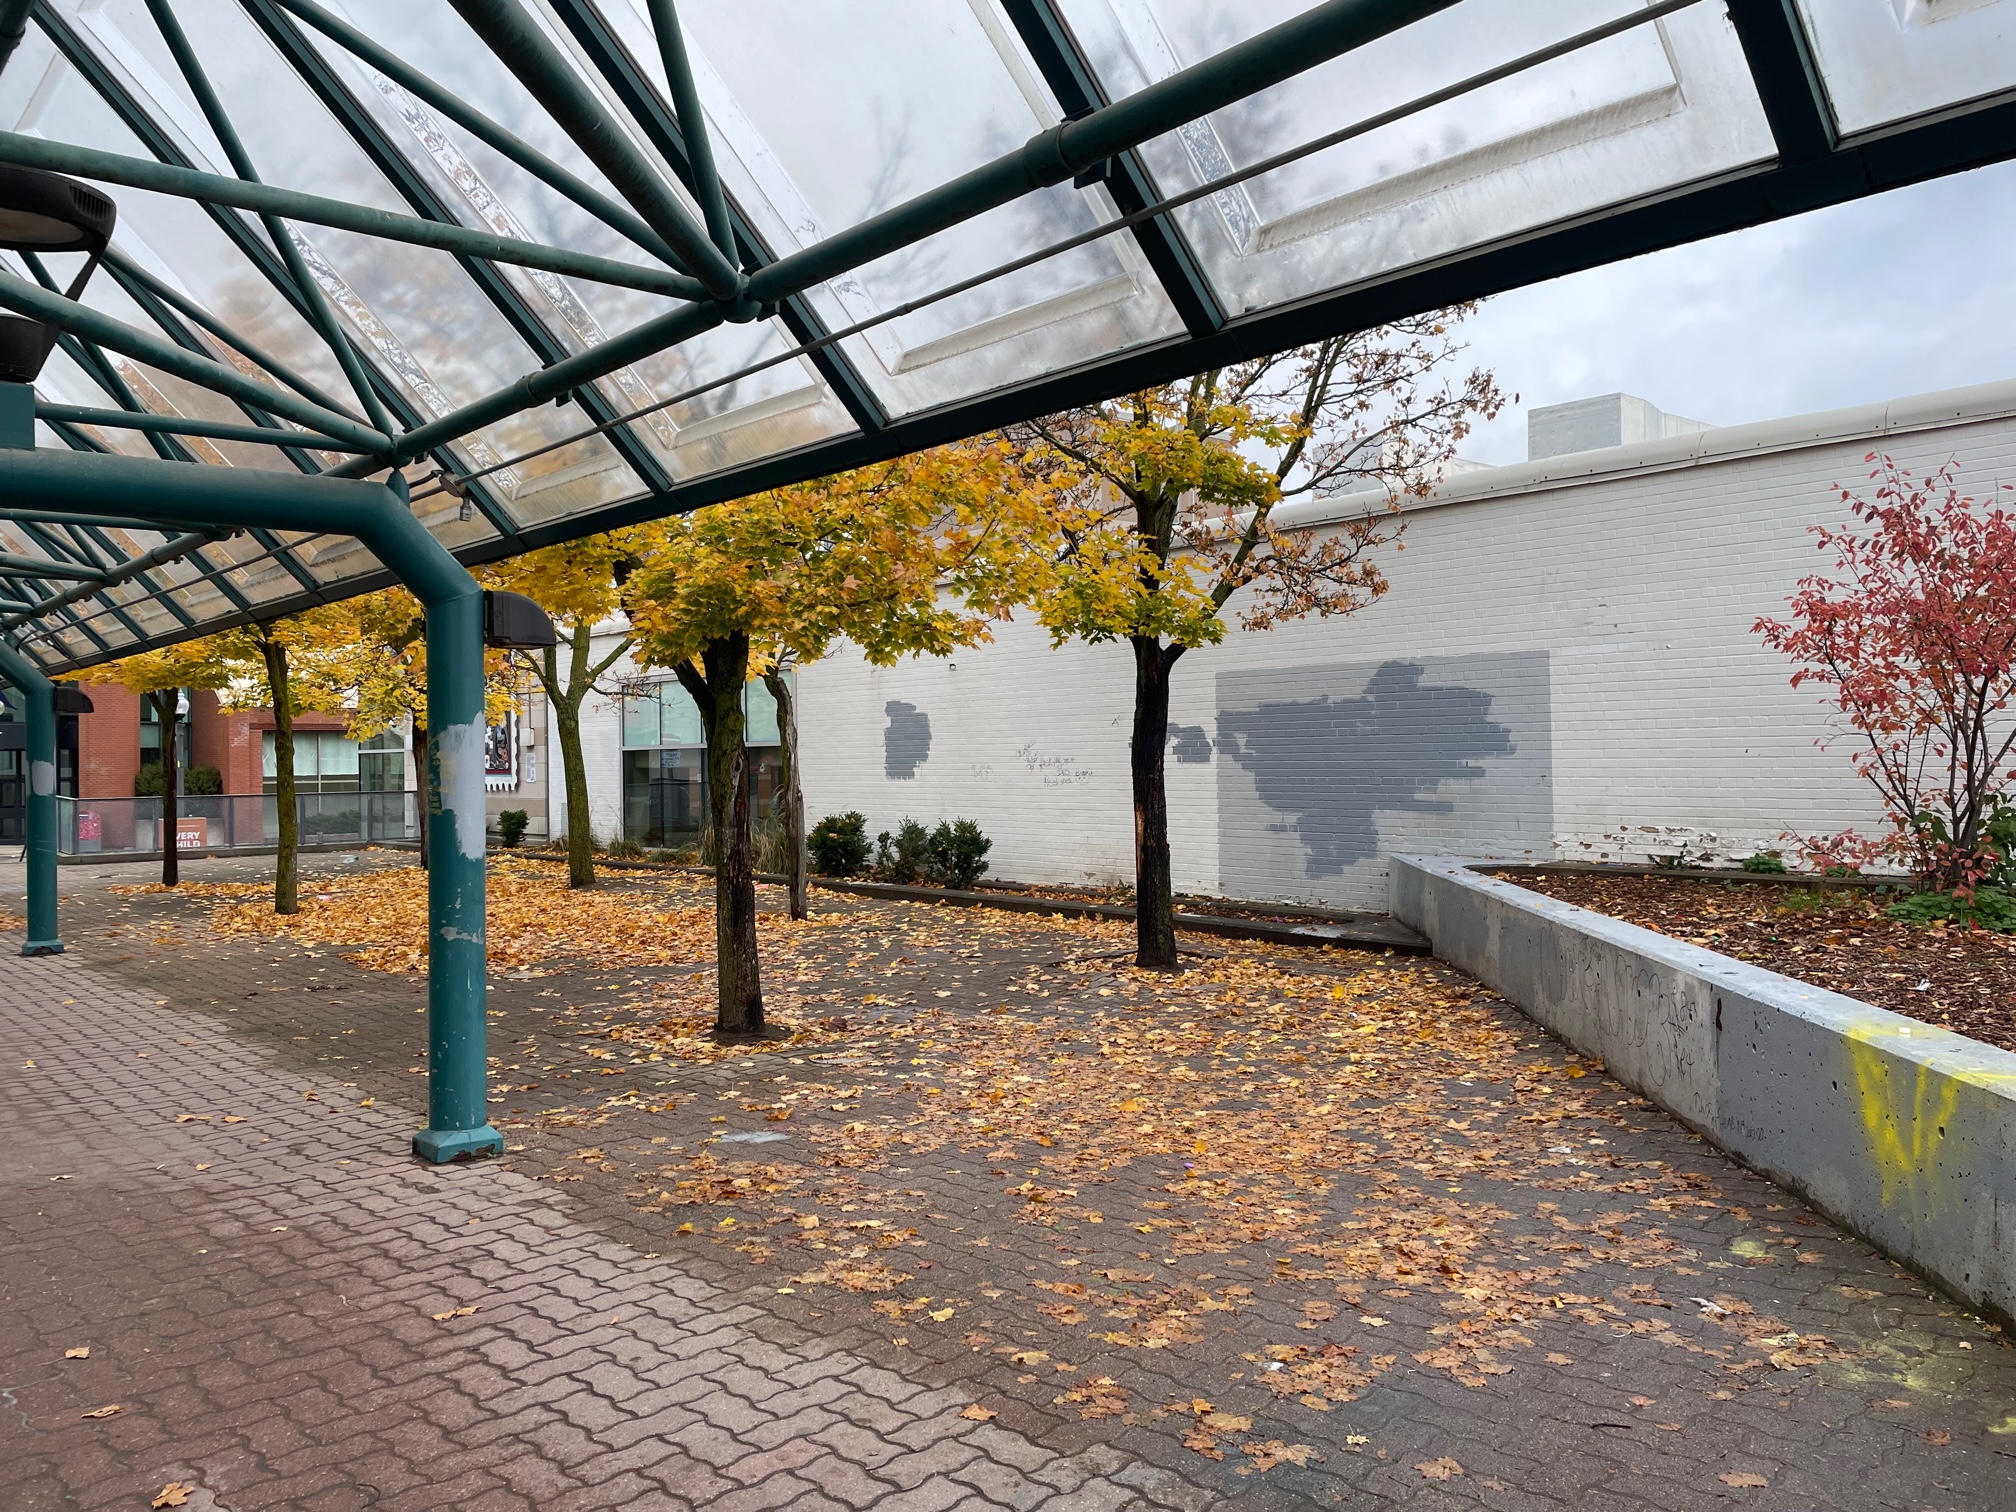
1392,855,2016,1326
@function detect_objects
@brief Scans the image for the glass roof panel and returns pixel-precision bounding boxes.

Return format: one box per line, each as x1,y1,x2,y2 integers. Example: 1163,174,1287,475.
0,0,2012,672
1058,0,1773,317
1793,0,2016,136
632,0,1182,414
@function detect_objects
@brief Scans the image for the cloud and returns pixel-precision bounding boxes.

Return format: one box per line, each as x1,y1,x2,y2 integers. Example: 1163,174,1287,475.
1448,160,2016,465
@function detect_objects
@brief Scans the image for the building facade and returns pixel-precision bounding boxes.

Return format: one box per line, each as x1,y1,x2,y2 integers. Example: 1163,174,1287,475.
768,378,2016,910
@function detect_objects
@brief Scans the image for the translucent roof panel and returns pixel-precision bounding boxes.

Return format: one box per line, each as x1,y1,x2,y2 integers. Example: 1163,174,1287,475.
0,0,2012,673
1059,0,1774,316
1795,0,2016,137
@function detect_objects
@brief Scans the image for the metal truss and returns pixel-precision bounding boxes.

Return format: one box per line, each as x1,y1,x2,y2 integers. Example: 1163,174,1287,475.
0,0,2011,670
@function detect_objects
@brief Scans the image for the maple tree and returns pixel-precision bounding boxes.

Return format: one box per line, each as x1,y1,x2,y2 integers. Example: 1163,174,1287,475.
203,608,375,914
94,645,230,887
624,443,1050,1036
1007,319,1503,968
1756,454,2016,894
484,532,647,888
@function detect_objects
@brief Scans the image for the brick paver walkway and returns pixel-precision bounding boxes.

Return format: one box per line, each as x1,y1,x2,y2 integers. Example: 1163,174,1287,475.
0,948,1160,1511
5,856,2016,1511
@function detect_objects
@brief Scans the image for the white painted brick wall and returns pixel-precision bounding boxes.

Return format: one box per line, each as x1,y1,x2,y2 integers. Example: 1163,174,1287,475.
574,379,2016,909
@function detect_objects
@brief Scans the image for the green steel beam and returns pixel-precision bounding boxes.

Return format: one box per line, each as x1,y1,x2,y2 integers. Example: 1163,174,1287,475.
0,552,101,580
106,251,368,425
999,0,1223,338
262,0,691,273
36,403,374,452
241,0,672,498
645,0,732,261
0,268,390,449
543,0,888,434
0,0,30,79
442,0,742,299
0,530,225,633
0,133,707,304
746,0,1461,305
0,508,203,530
331,299,725,473
1726,0,1837,165
0,635,62,954
335,0,1455,467
0,445,500,1162
142,0,396,434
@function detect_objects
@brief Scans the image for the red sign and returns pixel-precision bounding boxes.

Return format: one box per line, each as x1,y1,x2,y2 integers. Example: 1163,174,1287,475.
76,811,101,842
175,817,208,851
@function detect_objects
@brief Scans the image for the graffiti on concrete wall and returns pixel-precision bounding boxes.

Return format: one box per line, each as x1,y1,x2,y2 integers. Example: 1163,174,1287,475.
883,701,932,779
1215,653,1552,903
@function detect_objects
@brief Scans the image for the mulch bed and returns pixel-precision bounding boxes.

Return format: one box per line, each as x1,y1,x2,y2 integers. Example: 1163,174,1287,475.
1497,871,2016,1054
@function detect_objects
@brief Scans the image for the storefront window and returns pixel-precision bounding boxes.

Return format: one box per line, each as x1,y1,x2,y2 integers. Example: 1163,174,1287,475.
619,677,789,845
263,731,365,793
359,729,405,793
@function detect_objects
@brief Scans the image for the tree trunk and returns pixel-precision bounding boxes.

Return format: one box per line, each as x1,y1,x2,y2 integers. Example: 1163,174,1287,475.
1130,636,1179,970
262,637,300,915
548,633,596,888
765,667,808,920
411,716,430,870
683,636,764,1036
157,689,181,888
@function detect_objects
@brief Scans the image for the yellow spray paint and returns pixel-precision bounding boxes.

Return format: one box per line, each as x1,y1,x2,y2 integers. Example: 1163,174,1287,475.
1845,1021,1963,1213
1843,1019,2016,1212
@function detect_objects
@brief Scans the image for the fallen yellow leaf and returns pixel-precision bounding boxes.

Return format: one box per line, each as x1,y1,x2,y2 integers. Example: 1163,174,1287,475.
151,1483,193,1509
958,1404,996,1421
80,1404,122,1419
430,1305,479,1321
1416,1457,1463,1481
63,1346,88,1359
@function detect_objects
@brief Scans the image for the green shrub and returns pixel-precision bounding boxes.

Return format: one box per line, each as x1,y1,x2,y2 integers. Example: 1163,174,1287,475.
1775,887,1839,915
1885,885,2016,932
184,764,223,796
925,818,991,889
496,809,529,848
134,763,166,797
1740,852,1786,874
874,819,931,884
808,811,871,877
607,836,645,861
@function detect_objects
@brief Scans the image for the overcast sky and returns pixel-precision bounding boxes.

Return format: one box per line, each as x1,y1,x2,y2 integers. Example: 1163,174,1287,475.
1446,158,2016,466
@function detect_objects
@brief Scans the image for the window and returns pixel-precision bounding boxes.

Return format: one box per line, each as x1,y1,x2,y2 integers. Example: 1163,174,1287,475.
359,729,405,794
620,676,790,844
263,730,365,793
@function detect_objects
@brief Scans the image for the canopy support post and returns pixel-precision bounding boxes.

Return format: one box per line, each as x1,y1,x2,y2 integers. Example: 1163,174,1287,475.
0,446,500,1160
395,475,500,1164
0,637,61,956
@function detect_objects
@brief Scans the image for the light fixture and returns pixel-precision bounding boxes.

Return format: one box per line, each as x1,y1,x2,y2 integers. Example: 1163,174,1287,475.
0,166,116,383
438,468,474,523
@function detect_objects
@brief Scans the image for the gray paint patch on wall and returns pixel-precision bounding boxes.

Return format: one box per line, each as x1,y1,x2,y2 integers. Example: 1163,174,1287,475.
884,700,932,779
1216,653,1551,904
1166,723,1212,764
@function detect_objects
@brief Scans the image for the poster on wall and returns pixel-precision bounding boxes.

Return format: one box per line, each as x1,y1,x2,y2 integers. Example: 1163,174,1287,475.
485,711,517,792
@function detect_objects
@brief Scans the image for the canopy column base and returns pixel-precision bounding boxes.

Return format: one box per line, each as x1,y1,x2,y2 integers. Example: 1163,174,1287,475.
412,1124,504,1163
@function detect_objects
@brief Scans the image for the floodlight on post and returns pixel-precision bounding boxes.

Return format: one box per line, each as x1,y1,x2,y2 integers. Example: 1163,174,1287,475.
0,165,114,383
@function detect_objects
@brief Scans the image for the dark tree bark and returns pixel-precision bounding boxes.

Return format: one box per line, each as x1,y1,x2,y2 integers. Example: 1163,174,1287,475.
260,636,299,915
764,667,808,921
151,689,182,888
1130,637,1182,970
678,633,764,1036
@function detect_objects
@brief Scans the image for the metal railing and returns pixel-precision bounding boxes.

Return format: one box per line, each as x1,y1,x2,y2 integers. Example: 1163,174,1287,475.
55,791,417,855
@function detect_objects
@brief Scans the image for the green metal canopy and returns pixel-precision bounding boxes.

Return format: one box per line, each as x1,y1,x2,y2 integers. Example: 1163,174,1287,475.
0,0,2011,669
